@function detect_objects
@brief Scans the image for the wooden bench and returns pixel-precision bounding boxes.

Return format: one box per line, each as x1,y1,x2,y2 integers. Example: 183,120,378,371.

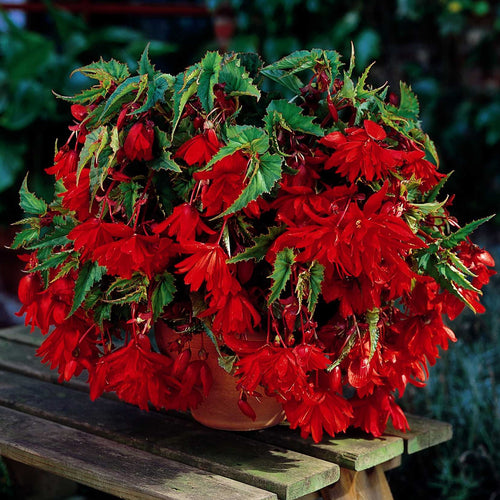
0,325,453,500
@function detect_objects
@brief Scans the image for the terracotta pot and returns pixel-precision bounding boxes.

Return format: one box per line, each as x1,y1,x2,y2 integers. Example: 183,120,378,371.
189,334,285,431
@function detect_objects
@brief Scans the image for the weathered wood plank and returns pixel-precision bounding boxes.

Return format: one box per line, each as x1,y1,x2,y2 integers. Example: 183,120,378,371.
248,424,404,471
320,465,394,500
0,406,276,500
385,415,453,454
0,369,339,500
0,324,43,347
0,337,89,391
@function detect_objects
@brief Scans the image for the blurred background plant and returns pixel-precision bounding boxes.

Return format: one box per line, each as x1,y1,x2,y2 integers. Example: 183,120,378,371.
0,0,498,498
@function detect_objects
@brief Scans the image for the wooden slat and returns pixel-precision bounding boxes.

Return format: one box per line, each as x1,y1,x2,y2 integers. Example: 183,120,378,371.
320,465,394,500
0,324,43,347
385,415,453,454
0,406,276,500
0,337,89,391
0,369,339,500
248,425,404,471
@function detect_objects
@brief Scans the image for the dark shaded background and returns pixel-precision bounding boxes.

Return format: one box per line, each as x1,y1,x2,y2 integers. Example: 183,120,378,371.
0,1,498,498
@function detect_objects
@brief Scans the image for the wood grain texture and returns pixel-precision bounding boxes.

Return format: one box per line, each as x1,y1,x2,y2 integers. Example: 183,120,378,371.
248,424,404,471
0,369,339,500
320,466,394,500
0,406,276,500
0,324,43,347
385,415,453,454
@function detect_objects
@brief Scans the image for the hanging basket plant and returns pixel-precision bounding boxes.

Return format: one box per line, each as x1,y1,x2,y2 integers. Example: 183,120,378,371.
13,47,495,442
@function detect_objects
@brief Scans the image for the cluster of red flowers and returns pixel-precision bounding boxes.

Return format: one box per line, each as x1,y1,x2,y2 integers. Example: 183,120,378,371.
15,49,495,442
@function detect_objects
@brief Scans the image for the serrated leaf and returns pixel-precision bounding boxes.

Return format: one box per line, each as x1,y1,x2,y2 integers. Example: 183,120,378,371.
264,49,327,74
422,254,479,312
54,86,107,105
219,58,260,99
218,354,237,374
151,272,176,320
133,72,174,115
398,82,420,121
25,225,72,250
204,125,269,170
105,275,148,305
32,251,71,272
260,67,303,94
149,150,182,172
441,216,493,249
327,327,357,371
70,261,107,316
268,247,295,304
425,171,452,202
307,261,324,313
441,264,480,293
265,100,323,136
355,61,378,97
171,69,199,137
227,225,286,263
198,51,223,112
19,175,47,216
221,152,282,217
11,227,40,249
138,44,155,78
74,58,130,85
99,75,141,122
77,127,107,180
118,182,142,219
366,308,380,361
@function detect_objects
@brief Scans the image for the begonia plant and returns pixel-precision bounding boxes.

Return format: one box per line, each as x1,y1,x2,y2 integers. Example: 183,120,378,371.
13,47,495,442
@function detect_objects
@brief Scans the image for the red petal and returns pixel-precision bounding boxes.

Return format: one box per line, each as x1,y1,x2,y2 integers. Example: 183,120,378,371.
364,120,386,141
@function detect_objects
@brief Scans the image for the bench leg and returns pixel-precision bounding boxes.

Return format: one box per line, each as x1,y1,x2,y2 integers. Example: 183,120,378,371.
3,457,78,500
320,465,394,500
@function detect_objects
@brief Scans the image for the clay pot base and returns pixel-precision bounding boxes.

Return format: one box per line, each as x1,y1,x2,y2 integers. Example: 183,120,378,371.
189,335,285,431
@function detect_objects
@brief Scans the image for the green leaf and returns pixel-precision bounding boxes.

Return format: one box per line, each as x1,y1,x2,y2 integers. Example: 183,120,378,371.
77,127,108,179
219,58,260,99
425,171,452,202
441,216,494,249
227,225,286,263
397,82,420,121
307,261,324,313
133,72,174,115
264,49,326,74
151,272,176,320
138,44,155,78
198,51,223,112
268,247,295,305
32,251,71,272
221,152,282,217
11,227,40,249
265,100,323,136
218,354,237,374
205,125,269,170
74,58,130,85
25,222,74,250
54,86,107,105
19,175,47,216
327,328,357,371
118,182,142,219
260,67,303,94
105,275,148,305
365,308,380,361
171,68,200,137
99,75,141,122
70,261,107,316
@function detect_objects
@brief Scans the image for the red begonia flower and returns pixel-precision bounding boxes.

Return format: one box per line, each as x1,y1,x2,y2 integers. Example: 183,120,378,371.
124,121,155,162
